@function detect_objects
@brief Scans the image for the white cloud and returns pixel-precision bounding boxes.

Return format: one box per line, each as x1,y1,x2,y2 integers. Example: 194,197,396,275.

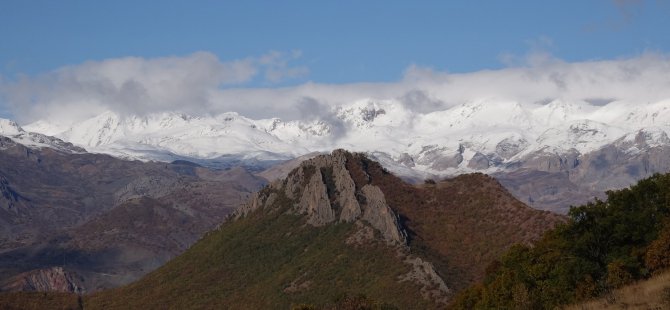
259,50,309,83
2,51,670,126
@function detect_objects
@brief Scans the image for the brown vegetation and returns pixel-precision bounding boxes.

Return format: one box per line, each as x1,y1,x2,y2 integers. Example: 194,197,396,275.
567,270,670,310
0,292,81,310
344,152,565,290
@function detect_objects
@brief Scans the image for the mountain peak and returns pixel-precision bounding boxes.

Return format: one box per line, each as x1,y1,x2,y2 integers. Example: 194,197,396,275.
0,118,86,154
0,118,25,136
237,149,406,243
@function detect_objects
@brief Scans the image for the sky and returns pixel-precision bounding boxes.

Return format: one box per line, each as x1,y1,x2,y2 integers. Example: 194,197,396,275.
1,0,670,123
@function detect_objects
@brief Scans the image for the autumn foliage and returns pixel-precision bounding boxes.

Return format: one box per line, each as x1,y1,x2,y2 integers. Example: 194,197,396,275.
450,173,670,309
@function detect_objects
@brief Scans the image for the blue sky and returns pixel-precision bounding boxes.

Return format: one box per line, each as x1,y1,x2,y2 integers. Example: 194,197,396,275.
1,0,668,83
1,1,670,122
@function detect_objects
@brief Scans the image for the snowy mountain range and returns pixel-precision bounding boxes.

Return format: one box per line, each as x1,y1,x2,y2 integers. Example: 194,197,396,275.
8,98,669,173
3,97,670,212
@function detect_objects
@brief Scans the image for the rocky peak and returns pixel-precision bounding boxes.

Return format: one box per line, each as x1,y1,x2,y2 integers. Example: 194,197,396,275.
0,119,25,136
236,149,406,244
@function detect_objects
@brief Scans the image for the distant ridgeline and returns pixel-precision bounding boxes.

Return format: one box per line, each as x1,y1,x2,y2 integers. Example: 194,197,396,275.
450,173,670,309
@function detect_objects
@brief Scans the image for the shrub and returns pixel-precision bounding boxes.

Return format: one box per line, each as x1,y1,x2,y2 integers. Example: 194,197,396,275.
606,260,634,289
645,221,670,273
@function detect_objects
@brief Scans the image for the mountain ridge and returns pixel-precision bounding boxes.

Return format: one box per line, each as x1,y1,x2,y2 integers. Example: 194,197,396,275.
18,98,670,173
82,149,564,308
0,134,266,293
9,97,670,212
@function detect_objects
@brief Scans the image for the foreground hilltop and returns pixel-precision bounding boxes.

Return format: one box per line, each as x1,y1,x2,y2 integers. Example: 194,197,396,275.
85,150,563,309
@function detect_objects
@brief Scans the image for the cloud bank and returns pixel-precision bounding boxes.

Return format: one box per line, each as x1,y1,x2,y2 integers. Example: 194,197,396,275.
2,51,670,126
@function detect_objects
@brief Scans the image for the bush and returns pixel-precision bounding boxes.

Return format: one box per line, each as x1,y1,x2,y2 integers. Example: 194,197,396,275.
645,221,670,273
606,260,634,288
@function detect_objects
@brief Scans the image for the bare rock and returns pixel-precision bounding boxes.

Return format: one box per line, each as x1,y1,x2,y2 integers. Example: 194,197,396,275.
331,157,361,222
495,137,528,159
298,169,335,226
236,149,405,244
360,185,405,244
396,152,415,168
234,189,276,219
345,221,376,245
467,152,490,170
399,256,450,305
113,176,181,205
521,148,580,173
2,266,84,293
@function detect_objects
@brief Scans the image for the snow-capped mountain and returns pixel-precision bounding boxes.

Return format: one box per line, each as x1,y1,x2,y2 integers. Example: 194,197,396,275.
5,97,670,213
17,98,670,176
0,119,86,153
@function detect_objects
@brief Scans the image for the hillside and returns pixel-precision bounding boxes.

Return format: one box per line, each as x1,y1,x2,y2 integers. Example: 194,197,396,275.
84,150,563,308
0,135,265,292
450,173,670,309
566,270,670,310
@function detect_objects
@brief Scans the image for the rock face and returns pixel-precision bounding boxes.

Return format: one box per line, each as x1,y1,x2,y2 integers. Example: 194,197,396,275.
360,185,404,243
497,129,670,213
1,267,83,293
235,150,448,304
467,152,490,170
238,149,405,244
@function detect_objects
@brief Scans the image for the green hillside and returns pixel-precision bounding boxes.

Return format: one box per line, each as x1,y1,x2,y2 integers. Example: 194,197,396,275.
85,201,429,309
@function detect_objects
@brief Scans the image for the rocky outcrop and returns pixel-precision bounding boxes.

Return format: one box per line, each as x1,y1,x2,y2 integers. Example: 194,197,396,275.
497,129,670,213
467,152,490,170
396,152,415,167
113,176,182,205
1,267,84,293
360,185,404,243
569,130,670,191
399,256,451,305
414,145,464,170
237,149,406,244
298,169,335,226
495,137,528,160
520,148,580,173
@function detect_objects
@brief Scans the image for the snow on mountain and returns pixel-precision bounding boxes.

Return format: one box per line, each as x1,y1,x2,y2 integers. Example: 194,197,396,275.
0,119,24,136
19,98,670,177
0,118,86,153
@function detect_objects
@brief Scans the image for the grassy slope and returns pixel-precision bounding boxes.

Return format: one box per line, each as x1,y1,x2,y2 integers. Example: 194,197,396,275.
566,270,670,309
0,292,81,310
85,197,431,309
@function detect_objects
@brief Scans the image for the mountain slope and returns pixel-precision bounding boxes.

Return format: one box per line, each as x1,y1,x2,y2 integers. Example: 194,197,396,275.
84,150,563,308
0,135,265,292
566,270,670,310
17,98,670,213
451,172,670,309
341,151,565,289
